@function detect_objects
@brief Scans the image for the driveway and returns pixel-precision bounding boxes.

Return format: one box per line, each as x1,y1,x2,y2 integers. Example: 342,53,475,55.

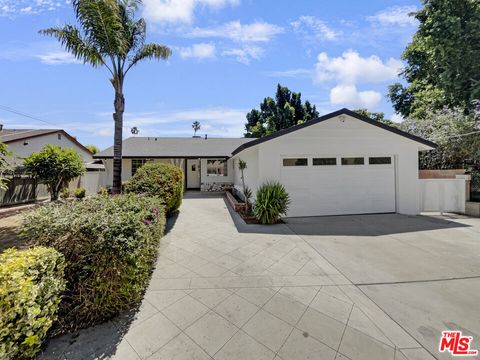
39,194,480,360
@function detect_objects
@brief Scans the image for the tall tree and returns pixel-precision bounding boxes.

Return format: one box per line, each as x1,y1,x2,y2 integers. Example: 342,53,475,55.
353,109,400,128
389,0,480,118
400,108,480,170
41,0,171,194
192,121,201,137
245,84,319,138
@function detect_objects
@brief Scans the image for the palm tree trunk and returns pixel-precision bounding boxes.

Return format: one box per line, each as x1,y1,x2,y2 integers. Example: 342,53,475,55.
112,89,125,194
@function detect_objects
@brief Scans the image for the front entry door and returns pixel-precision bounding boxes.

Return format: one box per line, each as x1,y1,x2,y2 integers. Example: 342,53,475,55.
186,159,201,189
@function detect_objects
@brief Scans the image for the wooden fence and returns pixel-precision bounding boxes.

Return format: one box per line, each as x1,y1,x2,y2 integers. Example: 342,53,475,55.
0,175,49,207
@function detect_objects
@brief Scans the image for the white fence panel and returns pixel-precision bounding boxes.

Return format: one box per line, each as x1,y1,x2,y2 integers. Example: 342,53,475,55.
420,177,467,213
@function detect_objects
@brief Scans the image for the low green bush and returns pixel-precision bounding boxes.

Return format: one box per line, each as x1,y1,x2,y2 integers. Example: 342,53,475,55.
60,188,71,199
124,162,184,215
0,247,65,360
74,187,86,199
97,186,109,196
253,182,290,224
21,194,165,333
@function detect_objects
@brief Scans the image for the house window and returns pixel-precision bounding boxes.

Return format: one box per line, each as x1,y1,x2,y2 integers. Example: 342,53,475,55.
341,157,364,165
369,157,392,165
57,133,62,140
207,159,228,176
131,159,147,175
313,158,337,166
283,158,308,166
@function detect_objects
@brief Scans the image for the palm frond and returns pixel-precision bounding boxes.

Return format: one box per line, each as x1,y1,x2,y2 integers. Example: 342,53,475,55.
126,44,172,74
39,26,104,67
72,0,126,57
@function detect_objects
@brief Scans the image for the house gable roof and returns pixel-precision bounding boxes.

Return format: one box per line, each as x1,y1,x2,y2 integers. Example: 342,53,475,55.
0,129,93,155
94,137,256,159
231,108,437,156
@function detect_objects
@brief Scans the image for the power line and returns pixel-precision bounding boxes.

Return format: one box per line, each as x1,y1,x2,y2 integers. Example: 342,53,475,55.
0,104,60,127
0,103,135,135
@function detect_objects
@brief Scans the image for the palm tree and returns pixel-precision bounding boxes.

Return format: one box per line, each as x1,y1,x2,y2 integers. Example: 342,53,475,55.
40,0,171,194
192,121,201,137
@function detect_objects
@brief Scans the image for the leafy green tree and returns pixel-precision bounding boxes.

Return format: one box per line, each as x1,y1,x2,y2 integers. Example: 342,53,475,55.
353,109,400,128
400,108,480,169
0,142,12,190
24,145,85,201
40,0,171,194
389,0,480,118
86,144,100,154
245,84,319,137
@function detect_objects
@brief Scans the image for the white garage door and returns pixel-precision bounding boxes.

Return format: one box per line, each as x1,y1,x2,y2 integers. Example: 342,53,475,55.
281,156,396,217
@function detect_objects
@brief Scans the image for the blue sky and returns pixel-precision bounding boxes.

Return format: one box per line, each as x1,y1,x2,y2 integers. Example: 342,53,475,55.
0,0,420,149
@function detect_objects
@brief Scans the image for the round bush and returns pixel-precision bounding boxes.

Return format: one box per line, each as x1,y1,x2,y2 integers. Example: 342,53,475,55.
253,181,290,224
74,187,86,199
124,162,184,215
21,195,165,333
0,247,65,359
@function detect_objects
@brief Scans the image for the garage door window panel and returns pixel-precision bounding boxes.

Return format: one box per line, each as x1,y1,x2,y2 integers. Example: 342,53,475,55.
313,158,337,166
283,158,308,167
369,157,392,165
341,157,365,165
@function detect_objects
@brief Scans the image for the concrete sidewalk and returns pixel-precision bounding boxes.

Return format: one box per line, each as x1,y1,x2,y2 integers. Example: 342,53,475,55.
40,195,474,360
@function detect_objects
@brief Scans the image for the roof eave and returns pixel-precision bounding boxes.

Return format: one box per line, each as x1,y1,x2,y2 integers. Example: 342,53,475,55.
231,108,438,155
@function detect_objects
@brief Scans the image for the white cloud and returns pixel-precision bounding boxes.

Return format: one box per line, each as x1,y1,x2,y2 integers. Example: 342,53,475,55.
35,52,81,65
330,84,382,108
0,0,66,16
368,6,418,27
178,43,216,59
188,20,284,42
266,68,313,78
314,50,402,85
222,45,263,64
143,0,238,24
121,107,248,137
291,16,339,41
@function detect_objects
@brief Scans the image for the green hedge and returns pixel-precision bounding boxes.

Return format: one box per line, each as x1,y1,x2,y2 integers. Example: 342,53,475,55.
124,162,184,215
21,194,165,333
0,247,65,360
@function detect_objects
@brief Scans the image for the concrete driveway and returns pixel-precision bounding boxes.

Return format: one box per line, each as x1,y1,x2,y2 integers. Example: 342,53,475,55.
40,194,480,360
285,214,480,359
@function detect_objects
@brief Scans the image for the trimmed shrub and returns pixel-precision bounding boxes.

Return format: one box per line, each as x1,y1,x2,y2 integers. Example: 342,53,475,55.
60,188,71,199
21,194,165,333
124,162,184,215
253,182,290,224
0,247,65,360
74,187,86,199
97,186,109,196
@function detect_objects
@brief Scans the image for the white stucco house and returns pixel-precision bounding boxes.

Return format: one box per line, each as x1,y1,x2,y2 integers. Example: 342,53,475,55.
0,128,106,195
95,109,436,217
0,128,93,167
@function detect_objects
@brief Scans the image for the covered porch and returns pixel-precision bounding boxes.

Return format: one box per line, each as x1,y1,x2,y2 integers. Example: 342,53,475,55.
102,157,235,192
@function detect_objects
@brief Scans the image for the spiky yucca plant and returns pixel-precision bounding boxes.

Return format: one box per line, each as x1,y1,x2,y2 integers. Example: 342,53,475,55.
253,182,290,224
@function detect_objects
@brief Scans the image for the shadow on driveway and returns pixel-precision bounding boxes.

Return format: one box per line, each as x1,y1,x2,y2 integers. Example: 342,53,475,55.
225,195,470,236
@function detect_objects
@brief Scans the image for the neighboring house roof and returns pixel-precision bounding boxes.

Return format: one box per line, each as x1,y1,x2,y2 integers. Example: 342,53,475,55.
231,108,437,156
0,128,93,155
94,137,256,159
